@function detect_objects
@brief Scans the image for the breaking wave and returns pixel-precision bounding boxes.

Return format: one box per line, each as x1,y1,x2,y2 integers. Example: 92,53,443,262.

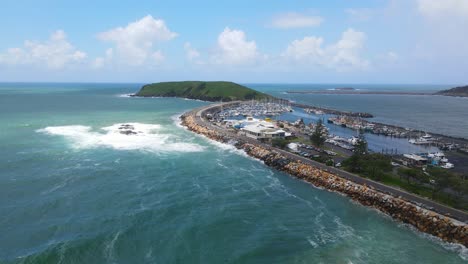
37,123,205,153
116,94,134,98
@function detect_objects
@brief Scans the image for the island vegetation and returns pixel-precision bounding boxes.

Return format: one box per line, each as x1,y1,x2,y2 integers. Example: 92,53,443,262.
135,81,274,102
436,85,468,97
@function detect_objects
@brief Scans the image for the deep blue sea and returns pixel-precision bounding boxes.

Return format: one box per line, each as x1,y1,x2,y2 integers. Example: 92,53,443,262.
0,83,467,263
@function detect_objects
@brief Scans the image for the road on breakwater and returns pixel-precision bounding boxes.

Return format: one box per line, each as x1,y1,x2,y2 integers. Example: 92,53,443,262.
188,102,468,223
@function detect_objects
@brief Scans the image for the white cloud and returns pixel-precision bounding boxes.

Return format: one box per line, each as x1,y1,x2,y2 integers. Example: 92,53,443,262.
271,12,323,29
416,0,468,18
328,29,369,70
283,28,369,71
212,27,258,65
91,48,113,69
284,36,325,61
184,42,200,61
0,30,87,69
384,51,399,62
97,15,177,66
345,8,374,21
91,57,105,69
151,50,165,64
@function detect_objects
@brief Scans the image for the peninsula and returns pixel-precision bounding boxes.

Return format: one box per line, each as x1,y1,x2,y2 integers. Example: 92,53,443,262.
134,81,273,102
436,85,468,97
180,102,468,247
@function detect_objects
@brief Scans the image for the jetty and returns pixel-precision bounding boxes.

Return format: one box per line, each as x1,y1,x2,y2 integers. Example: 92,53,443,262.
181,102,468,247
291,102,374,118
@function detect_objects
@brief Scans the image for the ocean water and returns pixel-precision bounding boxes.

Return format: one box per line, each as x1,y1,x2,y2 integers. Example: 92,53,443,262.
249,84,468,139
0,83,467,263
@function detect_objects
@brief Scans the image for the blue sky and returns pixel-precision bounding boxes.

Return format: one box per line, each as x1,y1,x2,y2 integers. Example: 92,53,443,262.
0,0,467,84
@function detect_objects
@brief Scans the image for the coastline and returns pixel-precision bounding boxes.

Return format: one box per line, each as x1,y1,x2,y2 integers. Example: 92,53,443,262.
180,102,468,247
286,90,468,98
286,90,433,95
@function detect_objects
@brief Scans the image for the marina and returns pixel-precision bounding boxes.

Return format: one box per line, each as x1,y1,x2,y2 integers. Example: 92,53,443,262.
205,101,462,171
216,100,292,118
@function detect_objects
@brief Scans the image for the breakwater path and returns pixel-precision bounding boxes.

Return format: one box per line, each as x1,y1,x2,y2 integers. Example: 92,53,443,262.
181,102,468,246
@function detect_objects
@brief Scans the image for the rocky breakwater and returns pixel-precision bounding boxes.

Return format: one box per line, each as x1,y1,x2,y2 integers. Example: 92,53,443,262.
181,111,468,247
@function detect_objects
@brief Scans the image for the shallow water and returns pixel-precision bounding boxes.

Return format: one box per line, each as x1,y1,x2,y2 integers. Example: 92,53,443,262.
0,83,466,263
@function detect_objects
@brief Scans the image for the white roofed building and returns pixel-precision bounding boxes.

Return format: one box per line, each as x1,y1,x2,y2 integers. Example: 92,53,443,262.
238,117,286,141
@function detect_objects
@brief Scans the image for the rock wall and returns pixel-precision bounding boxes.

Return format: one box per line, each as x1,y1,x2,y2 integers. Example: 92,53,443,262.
181,112,468,247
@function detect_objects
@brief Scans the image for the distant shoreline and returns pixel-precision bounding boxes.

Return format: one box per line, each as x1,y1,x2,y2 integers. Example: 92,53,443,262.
286,89,468,98
286,90,433,96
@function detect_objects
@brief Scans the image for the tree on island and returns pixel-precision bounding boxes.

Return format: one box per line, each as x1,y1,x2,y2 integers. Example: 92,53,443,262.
354,132,368,155
451,176,468,198
397,167,431,185
272,138,288,149
310,119,326,147
427,167,453,199
362,154,392,180
342,133,369,173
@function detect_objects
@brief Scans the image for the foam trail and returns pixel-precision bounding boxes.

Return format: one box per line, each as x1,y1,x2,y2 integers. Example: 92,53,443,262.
37,123,205,153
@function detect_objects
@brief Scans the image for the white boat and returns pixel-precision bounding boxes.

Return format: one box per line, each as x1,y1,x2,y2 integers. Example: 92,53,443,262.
441,163,454,169
409,132,436,145
421,134,434,140
348,136,359,146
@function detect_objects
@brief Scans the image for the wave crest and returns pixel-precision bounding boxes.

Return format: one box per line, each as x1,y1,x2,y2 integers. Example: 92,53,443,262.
37,123,205,153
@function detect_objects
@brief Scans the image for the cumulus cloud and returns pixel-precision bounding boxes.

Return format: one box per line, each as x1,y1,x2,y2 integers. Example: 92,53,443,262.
212,27,258,65
416,0,468,18
283,28,369,71
184,42,200,61
0,30,86,69
97,15,177,66
91,48,114,69
271,12,323,29
151,50,165,64
284,37,325,61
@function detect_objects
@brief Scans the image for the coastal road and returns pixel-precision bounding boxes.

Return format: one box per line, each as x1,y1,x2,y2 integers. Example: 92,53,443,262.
189,104,468,223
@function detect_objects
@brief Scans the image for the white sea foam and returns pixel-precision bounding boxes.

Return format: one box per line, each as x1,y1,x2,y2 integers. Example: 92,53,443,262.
171,113,184,129
399,221,468,261
37,123,205,153
306,236,319,248
182,98,208,102
116,94,134,98
104,231,121,262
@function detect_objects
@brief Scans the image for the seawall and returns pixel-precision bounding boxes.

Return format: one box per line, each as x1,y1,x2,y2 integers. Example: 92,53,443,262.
181,110,468,247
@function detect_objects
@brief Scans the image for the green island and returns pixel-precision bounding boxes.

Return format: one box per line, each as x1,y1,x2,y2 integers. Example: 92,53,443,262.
436,85,468,97
135,81,274,101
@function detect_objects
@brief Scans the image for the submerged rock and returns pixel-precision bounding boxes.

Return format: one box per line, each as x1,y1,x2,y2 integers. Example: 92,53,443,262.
119,130,137,135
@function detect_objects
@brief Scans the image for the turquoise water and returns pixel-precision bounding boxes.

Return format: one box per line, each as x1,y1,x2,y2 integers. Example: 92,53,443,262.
0,83,467,263
249,84,468,139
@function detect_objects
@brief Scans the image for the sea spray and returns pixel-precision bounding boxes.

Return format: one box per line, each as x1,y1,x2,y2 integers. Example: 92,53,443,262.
37,123,205,153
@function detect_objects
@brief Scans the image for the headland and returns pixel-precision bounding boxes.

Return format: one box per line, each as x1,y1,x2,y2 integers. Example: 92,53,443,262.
133,81,273,102
436,85,468,97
